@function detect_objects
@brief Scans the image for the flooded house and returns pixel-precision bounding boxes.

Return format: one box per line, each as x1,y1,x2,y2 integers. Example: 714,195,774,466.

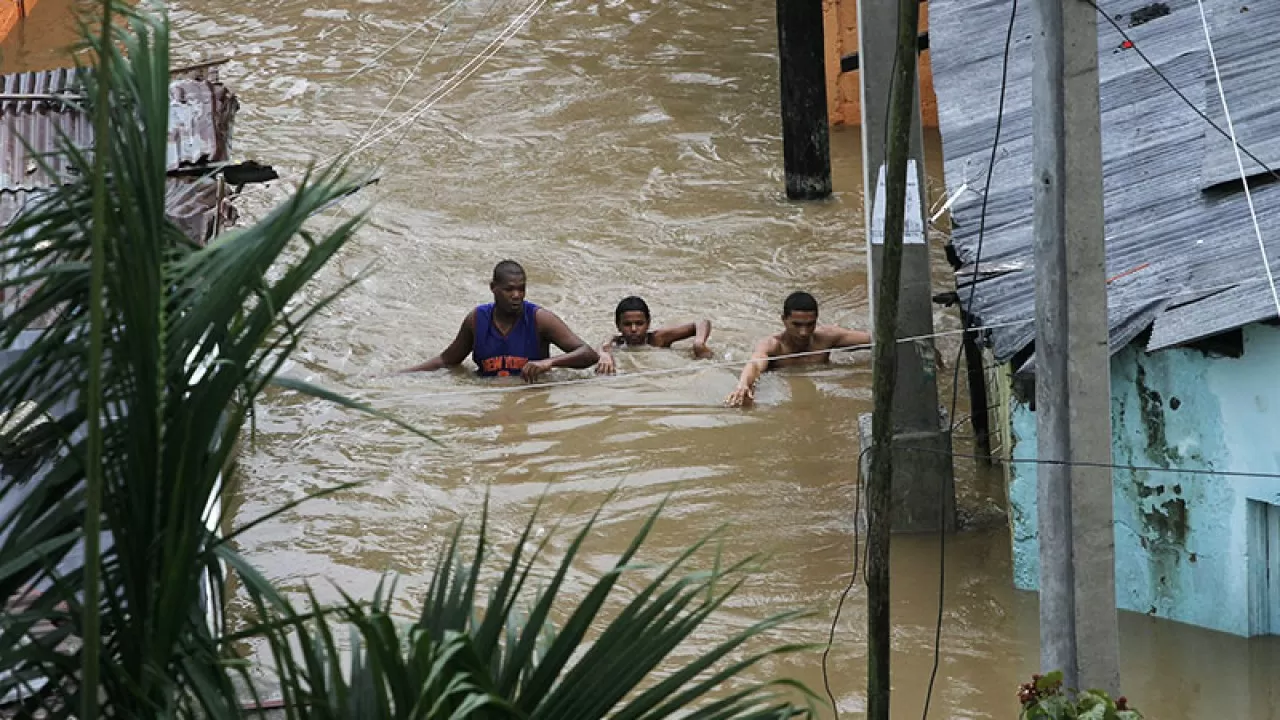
0,60,258,704
928,0,1280,637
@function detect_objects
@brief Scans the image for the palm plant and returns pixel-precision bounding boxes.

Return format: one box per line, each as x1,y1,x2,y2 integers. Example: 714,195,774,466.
0,1,821,717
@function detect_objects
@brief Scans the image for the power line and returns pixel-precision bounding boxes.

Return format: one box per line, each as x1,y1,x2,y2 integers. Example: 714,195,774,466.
821,445,871,720
897,443,1280,482
1086,0,1280,184
922,0,1020,717
1193,0,1280,322
354,0,468,156
324,0,549,167
344,1,465,81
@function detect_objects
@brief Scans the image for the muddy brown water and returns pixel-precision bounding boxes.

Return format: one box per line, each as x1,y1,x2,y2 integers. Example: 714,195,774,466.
5,0,1280,716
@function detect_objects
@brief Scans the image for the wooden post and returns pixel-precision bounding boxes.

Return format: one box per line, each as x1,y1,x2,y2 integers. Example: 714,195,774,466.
774,0,832,200
961,321,993,462
866,0,921,716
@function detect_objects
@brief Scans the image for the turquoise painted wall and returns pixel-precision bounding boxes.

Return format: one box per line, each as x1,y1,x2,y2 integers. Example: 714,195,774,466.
1006,322,1280,636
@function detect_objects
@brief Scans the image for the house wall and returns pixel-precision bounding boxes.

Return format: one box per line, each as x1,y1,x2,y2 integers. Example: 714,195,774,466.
820,0,938,128
1006,321,1280,637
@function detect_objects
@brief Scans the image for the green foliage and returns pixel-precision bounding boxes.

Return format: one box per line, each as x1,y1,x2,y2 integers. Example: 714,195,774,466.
1018,672,1142,720
0,0,821,717
235,495,821,719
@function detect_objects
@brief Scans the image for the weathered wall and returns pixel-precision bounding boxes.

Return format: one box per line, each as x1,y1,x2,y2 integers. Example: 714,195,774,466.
1006,322,1280,637
821,0,938,127
0,0,38,46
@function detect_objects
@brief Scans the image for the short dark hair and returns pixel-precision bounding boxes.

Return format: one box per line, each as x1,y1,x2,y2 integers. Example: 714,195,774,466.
615,296,651,325
492,260,526,283
782,291,818,317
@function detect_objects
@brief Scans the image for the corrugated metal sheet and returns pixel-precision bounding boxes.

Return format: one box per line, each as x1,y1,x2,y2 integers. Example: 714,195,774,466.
0,65,240,324
0,66,238,193
930,0,1280,365
0,67,91,192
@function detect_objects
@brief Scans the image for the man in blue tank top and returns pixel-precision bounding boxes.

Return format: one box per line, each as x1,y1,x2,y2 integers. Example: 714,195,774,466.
402,260,598,382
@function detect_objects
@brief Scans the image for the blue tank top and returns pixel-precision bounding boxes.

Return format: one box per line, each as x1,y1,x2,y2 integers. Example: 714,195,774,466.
472,301,545,377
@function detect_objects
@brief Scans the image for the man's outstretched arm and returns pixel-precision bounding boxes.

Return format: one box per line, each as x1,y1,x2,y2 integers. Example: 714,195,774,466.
652,319,713,358
829,326,873,350
524,309,599,382
724,337,775,407
401,312,475,372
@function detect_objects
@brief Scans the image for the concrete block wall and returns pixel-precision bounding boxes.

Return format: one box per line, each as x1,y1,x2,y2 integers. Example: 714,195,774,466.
1005,322,1280,637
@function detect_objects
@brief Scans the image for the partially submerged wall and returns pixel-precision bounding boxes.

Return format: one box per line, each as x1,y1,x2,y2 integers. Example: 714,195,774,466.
1006,322,1280,637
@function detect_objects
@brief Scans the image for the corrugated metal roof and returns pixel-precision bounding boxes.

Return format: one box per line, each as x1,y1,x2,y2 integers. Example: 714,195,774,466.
930,0,1280,365
0,66,239,194
0,65,240,325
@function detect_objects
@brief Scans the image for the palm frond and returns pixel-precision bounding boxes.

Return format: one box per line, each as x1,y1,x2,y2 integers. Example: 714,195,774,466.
0,1,426,714
239,495,821,720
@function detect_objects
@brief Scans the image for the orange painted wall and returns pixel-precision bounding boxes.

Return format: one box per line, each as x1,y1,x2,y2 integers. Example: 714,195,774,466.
822,0,938,128
0,0,39,49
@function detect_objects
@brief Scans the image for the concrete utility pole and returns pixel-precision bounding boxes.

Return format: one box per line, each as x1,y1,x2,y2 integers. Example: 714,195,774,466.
774,0,832,199
1030,0,1121,695
857,0,955,533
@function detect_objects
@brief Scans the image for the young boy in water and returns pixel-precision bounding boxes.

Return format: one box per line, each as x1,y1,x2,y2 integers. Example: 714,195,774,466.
595,296,713,374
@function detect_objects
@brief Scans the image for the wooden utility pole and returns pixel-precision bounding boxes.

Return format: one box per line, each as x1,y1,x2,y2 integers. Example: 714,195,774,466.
1030,0,1121,695
866,0,921,716
774,0,831,199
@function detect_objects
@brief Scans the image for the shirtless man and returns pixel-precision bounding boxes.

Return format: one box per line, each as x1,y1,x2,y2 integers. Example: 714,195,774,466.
401,260,598,382
724,291,872,407
595,296,713,375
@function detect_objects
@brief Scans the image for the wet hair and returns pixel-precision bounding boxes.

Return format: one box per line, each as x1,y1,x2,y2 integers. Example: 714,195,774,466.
782,291,819,317
614,296,651,325
491,260,526,284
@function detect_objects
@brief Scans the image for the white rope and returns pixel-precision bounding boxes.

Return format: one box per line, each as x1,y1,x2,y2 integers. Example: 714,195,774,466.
393,318,1036,400
344,0,465,82
1196,0,1280,321
300,0,544,228
323,0,548,167
354,0,466,152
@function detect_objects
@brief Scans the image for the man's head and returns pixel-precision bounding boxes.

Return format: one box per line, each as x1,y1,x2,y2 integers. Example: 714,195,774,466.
614,296,651,345
781,291,819,346
490,260,527,314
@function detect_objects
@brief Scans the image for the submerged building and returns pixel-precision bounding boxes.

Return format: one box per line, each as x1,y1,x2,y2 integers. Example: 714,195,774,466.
928,0,1280,636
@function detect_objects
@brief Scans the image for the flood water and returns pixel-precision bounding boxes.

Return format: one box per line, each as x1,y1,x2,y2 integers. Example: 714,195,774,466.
6,0,1280,716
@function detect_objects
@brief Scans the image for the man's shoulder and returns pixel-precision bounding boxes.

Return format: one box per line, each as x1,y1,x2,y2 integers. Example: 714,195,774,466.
757,334,785,353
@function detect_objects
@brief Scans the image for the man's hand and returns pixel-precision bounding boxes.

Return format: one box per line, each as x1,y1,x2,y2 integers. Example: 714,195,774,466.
595,352,616,375
724,384,754,408
692,341,713,360
521,359,554,383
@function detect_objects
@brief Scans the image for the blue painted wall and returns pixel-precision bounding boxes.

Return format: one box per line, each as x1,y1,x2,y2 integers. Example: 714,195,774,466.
1007,321,1280,636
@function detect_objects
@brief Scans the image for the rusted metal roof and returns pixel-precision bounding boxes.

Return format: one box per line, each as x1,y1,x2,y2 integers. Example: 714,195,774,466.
930,0,1280,364
0,63,241,325
0,65,238,230
0,66,239,197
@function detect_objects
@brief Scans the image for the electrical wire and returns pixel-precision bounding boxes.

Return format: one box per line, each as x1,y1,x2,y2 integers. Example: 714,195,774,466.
821,445,872,719
896,444,1280,482
922,0,1019,717
1193,0,1280,322
1086,0,1280,184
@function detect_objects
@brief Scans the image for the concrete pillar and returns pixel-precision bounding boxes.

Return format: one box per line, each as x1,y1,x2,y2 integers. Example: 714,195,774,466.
855,0,954,533
1031,0,1121,695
